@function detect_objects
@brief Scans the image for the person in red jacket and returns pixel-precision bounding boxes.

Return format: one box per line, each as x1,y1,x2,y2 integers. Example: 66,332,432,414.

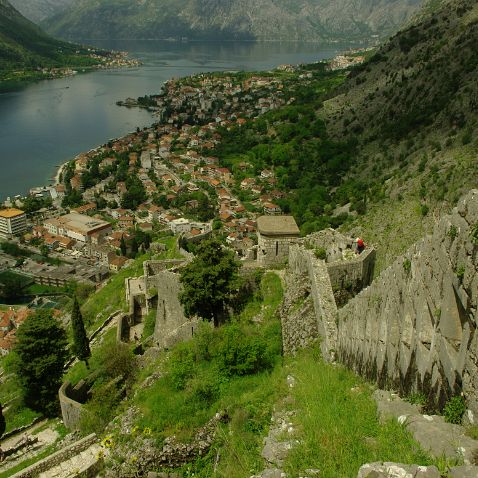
356,237,365,254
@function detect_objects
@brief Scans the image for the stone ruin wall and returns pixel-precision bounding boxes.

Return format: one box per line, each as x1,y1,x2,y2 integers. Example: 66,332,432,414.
336,190,478,414
59,380,89,430
153,270,199,350
327,247,376,293
257,234,300,267
287,245,338,360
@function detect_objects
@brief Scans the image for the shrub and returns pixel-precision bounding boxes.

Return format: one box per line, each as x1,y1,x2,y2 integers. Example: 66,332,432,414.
168,343,195,390
212,325,275,378
448,225,458,240
456,264,465,283
420,204,429,216
314,247,327,260
403,258,412,275
443,396,466,424
471,223,478,245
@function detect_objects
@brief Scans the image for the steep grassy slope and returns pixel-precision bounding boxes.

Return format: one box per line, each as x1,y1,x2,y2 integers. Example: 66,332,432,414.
321,0,478,270
9,0,73,24
43,0,424,42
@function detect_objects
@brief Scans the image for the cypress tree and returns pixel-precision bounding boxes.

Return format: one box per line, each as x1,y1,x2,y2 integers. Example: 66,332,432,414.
120,234,127,256
71,296,91,368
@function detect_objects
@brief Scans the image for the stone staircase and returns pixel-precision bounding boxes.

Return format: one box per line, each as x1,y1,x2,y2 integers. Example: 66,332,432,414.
37,442,102,478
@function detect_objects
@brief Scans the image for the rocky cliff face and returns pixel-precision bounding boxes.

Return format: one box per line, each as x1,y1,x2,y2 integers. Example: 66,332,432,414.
42,0,424,42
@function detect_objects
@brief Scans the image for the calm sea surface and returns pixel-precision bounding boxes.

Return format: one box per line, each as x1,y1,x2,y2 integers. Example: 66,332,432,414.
0,40,354,200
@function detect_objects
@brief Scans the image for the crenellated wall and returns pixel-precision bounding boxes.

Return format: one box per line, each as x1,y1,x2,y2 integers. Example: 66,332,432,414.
336,190,478,413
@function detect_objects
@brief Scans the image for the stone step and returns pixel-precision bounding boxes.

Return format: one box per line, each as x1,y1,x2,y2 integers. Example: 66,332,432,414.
37,443,102,478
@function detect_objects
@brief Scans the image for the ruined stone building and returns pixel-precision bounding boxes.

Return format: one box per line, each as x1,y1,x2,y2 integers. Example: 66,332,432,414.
257,215,300,266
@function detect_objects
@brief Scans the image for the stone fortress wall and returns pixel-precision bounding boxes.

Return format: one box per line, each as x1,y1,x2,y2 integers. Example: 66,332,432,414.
153,269,200,349
58,380,89,430
284,190,478,415
336,190,478,413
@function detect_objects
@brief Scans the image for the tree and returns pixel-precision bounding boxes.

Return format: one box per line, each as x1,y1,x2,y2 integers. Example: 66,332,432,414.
179,238,240,327
120,235,127,256
10,309,68,416
71,296,91,367
0,402,5,440
39,244,49,257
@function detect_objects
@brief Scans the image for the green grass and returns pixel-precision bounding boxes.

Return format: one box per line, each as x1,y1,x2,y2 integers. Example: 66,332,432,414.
2,397,41,433
237,271,284,323
81,237,182,331
284,348,435,478
81,253,150,330
142,309,156,339
63,327,118,385
100,272,285,477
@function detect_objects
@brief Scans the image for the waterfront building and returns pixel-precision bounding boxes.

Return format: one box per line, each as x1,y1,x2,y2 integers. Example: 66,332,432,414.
0,208,27,239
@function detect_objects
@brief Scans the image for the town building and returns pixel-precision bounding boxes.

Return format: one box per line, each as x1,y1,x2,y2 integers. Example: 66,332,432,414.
257,215,300,267
44,212,112,243
0,208,27,239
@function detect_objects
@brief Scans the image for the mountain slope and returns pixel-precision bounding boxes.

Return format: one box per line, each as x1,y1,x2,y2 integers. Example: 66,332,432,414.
321,0,478,269
9,0,73,24
0,0,76,70
0,0,111,90
42,0,424,42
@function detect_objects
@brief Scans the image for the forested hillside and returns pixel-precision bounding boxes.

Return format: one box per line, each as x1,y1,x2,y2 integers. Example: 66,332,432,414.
43,0,423,42
0,0,98,71
9,0,72,23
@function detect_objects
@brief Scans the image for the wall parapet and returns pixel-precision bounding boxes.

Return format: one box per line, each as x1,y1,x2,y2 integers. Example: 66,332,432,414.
288,245,338,360
59,380,89,430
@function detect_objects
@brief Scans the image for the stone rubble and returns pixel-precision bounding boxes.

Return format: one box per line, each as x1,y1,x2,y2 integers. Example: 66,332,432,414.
374,390,478,465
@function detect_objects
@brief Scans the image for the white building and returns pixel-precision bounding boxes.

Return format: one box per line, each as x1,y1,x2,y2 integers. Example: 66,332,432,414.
44,213,112,243
170,218,191,234
0,208,27,239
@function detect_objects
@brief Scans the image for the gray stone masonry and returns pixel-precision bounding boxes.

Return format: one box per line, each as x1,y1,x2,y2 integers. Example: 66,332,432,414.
153,270,199,350
374,390,478,464
58,380,89,431
9,434,98,478
257,215,300,267
287,245,338,360
337,190,478,413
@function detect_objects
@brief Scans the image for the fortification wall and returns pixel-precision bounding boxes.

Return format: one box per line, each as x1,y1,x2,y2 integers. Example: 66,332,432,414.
288,245,338,360
59,380,88,430
326,247,376,293
337,190,478,413
153,270,198,349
